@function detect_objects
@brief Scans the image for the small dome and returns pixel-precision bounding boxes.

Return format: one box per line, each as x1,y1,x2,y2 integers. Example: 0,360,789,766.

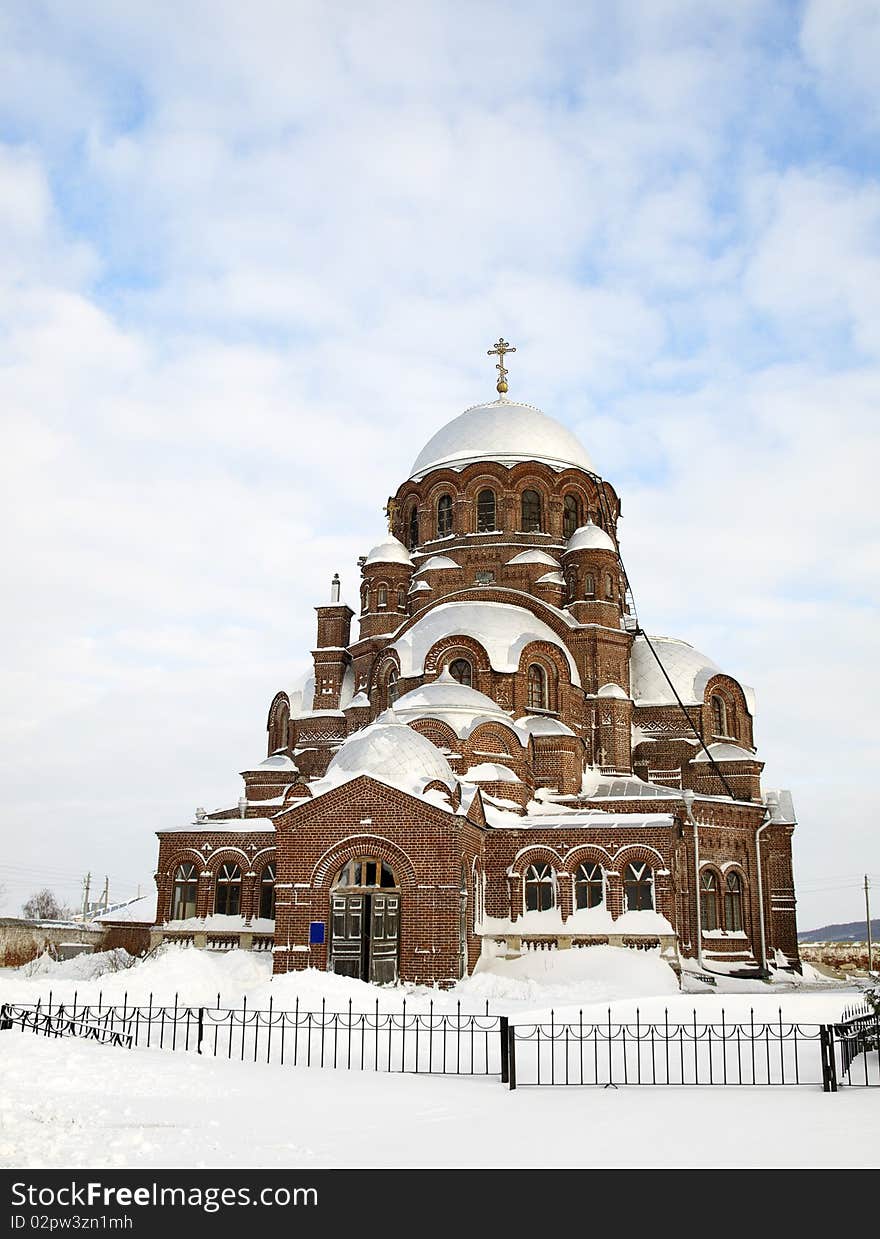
462,762,520,783
693,741,759,763
630,634,757,710
245,752,299,773
409,398,596,479
514,715,576,738
417,555,461,572
325,720,455,791
364,536,413,568
505,549,561,567
565,520,616,554
597,682,629,700
388,668,516,738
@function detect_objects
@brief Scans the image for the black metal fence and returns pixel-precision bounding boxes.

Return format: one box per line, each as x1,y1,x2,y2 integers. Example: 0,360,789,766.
0,994,502,1076
2,993,877,1093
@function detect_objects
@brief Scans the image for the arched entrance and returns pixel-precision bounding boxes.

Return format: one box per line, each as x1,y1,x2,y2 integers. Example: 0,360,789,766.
330,857,400,984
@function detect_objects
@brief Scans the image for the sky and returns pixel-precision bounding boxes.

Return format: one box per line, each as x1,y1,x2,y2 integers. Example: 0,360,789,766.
1,0,878,931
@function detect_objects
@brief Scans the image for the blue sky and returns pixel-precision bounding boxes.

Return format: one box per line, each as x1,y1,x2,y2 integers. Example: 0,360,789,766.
1,1,879,928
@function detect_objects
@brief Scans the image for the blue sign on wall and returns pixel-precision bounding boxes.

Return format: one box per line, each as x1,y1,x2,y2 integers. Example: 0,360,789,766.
309,921,326,945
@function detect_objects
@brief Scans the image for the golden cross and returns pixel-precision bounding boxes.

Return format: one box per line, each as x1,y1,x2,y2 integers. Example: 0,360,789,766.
384,496,399,533
487,337,516,395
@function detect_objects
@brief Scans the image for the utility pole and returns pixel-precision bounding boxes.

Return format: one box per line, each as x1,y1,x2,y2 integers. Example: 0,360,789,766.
101,875,109,914
81,872,91,921
866,875,874,974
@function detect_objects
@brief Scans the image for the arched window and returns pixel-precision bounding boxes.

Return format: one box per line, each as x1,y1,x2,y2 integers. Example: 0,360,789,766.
623,861,654,911
396,586,406,611
565,568,577,602
563,494,580,539
437,494,453,536
521,489,542,532
574,863,603,910
527,663,548,710
700,870,720,932
387,667,399,703
361,584,369,613
171,862,198,920
524,863,554,912
604,573,614,600
476,489,496,532
584,573,595,597
449,658,473,687
408,505,419,550
724,872,744,932
711,695,727,736
258,863,276,920
215,863,242,916
377,584,388,609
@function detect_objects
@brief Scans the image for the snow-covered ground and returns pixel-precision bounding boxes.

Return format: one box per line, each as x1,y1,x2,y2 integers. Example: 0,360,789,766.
1,946,876,1170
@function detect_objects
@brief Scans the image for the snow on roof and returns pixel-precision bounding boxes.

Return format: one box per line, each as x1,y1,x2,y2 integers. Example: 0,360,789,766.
324,720,456,795
489,808,677,830
346,690,370,709
765,788,796,824
463,762,520,783
244,753,298,773
693,741,759,763
565,520,616,554
505,549,561,567
416,554,461,573
384,677,519,742
409,398,596,479
536,571,565,585
159,817,276,834
514,715,577,739
597,682,629,700
409,579,432,592
391,601,581,685
91,893,158,925
291,663,354,716
364,536,413,567
582,767,682,800
630,634,755,713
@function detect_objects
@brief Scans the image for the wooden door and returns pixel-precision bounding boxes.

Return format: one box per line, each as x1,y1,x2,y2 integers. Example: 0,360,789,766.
330,894,367,979
369,894,399,985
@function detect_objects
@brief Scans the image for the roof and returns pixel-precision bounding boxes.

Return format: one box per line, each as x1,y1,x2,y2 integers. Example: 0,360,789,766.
364,536,413,567
409,398,596,479
565,520,616,554
391,601,581,684
324,720,456,794
91,893,158,925
693,741,759,763
505,549,560,567
630,634,756,713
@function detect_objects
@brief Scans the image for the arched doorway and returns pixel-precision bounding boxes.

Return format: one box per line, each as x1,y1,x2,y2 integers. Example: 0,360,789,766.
330,857,400,984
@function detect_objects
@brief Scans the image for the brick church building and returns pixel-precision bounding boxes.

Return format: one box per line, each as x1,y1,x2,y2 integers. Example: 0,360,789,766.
152,342,799,985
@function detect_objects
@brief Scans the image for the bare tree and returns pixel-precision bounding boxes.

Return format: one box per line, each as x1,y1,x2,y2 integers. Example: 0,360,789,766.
22,888,71,921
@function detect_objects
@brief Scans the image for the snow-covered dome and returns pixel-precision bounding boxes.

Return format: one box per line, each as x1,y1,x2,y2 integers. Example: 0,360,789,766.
255,753,299,771
390,601,580,684
693,741,759,763
630,635,754,713
409,398,596,479
565,520,616,554
325,720,455,791
386,668,515,737
597,682,629,700
364,536,413,568
514,715,577,739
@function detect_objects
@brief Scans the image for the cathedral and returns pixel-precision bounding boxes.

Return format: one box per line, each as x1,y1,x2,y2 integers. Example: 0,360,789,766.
151,341,800,985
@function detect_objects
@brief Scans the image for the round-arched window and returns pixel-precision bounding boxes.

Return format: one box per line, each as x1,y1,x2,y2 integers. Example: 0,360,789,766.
449,658,473,687
521,490,542,532
334,858,398,889
725,873,744,932
527,663,548,710
623,862,653,911
437,494,453,536
711,695,728,737
524,863,554,912
563,494,580,539
575,863,603,910
476,489,496,532
259,863,276,920
700,870,720,932
215,863,242,916
171,863,198,920
408,505,419,550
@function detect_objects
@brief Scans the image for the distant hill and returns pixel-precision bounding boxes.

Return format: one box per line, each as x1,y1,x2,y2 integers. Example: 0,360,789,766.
798,919,880,943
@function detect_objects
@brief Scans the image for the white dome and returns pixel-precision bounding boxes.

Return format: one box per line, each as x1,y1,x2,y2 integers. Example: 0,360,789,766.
693,741,759,763
565,520,616,554
364,536,413,567
409,398,596,479
387,668,516,737
390,600,580,684
597,682,629,700
325,720,455,791
629,634,757,710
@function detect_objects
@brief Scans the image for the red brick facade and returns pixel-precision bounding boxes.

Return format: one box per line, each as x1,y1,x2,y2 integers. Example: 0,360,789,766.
153,395,800,983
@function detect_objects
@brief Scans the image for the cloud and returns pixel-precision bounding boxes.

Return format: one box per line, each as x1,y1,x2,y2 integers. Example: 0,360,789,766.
0,2,878,929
